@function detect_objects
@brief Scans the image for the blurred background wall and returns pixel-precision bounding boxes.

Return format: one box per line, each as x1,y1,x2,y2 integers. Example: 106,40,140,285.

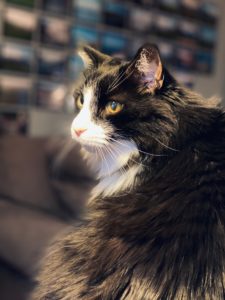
0,2,224,299
0,0,224,137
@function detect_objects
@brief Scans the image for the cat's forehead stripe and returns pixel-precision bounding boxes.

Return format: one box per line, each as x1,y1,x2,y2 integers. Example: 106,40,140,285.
83,86,94,107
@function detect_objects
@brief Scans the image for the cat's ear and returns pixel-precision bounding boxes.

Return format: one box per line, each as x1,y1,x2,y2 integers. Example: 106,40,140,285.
128,43,164,93
78,45,110,68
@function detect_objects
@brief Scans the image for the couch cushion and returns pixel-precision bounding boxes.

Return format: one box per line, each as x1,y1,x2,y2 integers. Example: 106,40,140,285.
0,258,34,300
46,138,95,216
0,136,62,215
45,137,93,180
51,179,93,217
0,200,66,276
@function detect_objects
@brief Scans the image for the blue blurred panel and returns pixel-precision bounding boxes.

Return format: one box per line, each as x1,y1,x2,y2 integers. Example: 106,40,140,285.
196,51,214,73
199,1,219,22
105,2,128,15
69,55,84,80
198,26,216,48
71,26,99,47
74,0,102,23
75,8,102,23
101,32,128,55
103,2,129,28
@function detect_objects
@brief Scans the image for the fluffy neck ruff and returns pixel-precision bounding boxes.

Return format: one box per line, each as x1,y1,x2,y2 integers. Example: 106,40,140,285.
81,139,142,201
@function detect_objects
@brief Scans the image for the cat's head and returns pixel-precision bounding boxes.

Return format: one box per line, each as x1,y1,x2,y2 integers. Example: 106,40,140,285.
71,44,178,164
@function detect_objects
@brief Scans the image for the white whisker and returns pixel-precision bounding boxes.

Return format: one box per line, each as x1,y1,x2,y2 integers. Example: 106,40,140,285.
105,145,127,177
107,60,136,93
108,137,166,157
107,68,126,92
152,136,179,152
99,146,111,178
108,67,134,93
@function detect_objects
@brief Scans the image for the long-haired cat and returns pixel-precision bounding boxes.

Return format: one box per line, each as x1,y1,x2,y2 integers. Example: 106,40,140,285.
31,44,225,300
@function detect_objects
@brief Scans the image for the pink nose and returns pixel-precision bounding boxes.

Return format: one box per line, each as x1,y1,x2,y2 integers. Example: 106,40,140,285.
74,128,87,137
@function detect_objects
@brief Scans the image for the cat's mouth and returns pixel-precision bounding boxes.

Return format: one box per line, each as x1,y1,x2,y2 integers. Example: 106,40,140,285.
71,129,108,152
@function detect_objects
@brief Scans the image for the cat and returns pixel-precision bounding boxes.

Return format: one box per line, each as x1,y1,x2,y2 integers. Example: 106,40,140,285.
31,43,225,300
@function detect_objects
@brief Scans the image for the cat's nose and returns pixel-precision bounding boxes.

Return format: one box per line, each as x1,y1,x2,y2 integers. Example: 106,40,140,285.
74,128,87,137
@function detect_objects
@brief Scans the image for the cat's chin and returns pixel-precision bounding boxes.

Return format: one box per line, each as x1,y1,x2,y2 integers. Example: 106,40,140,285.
80,141,105,154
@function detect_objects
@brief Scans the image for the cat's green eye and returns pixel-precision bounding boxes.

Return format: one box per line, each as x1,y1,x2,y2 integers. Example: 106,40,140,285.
105,101,124,116
75,94,84,110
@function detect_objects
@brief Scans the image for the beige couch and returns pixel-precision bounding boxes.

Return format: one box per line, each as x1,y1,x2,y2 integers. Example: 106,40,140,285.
0,136,93,300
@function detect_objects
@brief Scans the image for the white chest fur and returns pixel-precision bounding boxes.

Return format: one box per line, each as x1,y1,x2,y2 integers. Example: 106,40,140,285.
91,164,141,200
82,139,142,201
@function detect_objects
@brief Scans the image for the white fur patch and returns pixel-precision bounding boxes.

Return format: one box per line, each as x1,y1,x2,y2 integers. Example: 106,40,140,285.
89,139,142,200
71,86,112,147
91,164,141,200
96,139,139,178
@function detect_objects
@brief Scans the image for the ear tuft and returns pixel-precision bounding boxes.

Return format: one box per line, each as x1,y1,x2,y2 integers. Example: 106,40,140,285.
130,43,164,93
77,45,110,68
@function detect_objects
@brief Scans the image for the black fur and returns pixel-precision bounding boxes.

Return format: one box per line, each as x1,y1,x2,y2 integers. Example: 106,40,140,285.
32,45,225,299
